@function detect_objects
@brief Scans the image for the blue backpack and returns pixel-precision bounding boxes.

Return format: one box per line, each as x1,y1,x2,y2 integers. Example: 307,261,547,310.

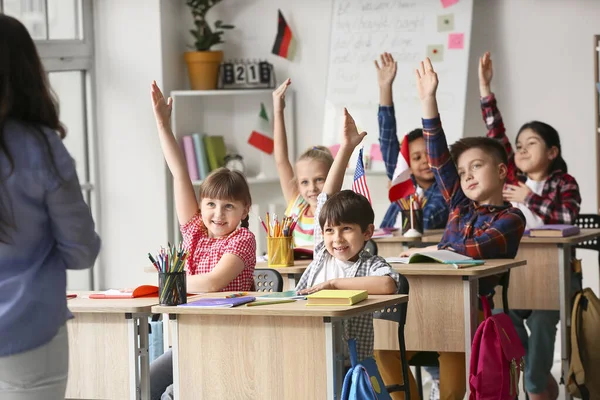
341,338,392,400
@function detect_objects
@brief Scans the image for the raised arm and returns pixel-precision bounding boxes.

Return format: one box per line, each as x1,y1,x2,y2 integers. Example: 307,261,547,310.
151,81,198,225
322,108,367,196
416,59,463,206
478,52,516,180
272,78,297,204
375,52,400,180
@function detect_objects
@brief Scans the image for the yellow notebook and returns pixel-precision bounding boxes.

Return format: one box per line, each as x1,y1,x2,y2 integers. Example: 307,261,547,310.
306,290,368,306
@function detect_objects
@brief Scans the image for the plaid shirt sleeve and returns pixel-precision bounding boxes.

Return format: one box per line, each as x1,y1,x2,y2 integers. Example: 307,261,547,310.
422,116,466,209
378,105,399,181
445,209,526,259
524,173,581,225
481,94,518,184
422,182,449,229
365,256,400,290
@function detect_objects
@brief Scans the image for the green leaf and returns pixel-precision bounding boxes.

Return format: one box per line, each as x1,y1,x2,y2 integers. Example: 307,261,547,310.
220,24,234,29
215,20,223,27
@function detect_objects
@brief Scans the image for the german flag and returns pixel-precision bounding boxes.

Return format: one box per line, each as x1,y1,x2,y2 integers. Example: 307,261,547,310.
271,10,296,60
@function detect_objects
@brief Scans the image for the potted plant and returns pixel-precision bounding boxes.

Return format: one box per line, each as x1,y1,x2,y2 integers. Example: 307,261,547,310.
184,0,234,90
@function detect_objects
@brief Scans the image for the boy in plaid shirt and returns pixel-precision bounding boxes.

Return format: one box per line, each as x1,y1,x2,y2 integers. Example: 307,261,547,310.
295,108,401,364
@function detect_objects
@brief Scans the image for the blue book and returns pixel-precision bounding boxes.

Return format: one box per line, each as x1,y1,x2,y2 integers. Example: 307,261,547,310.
192,133,210,180
177,296,256,308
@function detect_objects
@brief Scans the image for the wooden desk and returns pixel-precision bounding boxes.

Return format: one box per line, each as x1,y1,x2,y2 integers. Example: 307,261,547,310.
153,293,408,400
66,292,157,400
374,259,526,397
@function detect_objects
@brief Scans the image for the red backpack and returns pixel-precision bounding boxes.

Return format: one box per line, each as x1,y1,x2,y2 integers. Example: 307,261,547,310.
469,296,526,399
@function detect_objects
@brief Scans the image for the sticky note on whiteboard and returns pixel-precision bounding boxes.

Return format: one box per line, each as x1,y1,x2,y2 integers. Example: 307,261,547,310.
426,45,444,62
448,33,465,50
437,14,454,32
370,143,383,162
441,0,459,8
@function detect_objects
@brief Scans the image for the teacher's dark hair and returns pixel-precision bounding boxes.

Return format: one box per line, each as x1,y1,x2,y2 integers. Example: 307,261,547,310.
0,14,67,241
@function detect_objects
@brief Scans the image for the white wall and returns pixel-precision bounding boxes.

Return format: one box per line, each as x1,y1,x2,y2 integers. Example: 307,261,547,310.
95,0,600,293
94,0,173,288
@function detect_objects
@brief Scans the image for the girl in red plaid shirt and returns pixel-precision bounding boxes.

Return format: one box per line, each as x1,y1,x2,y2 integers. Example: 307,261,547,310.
149,82,256,400
479,52,581,400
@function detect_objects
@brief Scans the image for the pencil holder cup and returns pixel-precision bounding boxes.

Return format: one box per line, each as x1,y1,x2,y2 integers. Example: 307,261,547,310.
267,237,294,267
158,272,187,306
401,209,424,236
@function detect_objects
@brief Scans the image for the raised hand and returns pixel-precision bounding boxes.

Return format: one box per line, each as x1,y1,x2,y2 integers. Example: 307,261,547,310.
479,51,493,88
375,52,397,88
272,78,291,112
479,52,493,97
151,80,173,129
415,58,438,100
341,108,367,149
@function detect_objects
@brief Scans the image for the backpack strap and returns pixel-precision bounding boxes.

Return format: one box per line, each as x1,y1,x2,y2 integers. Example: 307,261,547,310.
480,295,492,319
567,291,588,399
347,338,359,367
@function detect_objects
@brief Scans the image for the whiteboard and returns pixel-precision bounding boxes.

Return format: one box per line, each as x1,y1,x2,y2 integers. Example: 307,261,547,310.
323,0,474,168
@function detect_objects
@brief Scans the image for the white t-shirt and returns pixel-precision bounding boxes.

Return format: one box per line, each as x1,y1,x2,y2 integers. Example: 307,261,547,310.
312,256,355,285
512,178,545,229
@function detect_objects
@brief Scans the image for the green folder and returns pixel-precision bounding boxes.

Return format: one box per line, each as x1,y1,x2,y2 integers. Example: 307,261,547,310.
203,135,227,171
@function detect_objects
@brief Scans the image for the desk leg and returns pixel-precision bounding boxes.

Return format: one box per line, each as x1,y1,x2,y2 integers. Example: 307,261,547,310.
162,313,170,352
324,318,344,400
126,314,150,400
138,316,150,400
463,278,478,398
170,315,180,400
558,245,572,400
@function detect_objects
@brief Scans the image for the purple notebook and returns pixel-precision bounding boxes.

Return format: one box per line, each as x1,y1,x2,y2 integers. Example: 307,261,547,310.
526,224,580,237
177,296,256,308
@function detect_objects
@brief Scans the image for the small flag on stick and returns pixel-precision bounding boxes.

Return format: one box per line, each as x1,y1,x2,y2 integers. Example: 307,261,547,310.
271,9,296,60
352,147,372,204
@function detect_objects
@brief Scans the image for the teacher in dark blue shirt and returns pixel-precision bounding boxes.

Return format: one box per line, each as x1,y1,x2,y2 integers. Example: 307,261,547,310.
0,14,100,399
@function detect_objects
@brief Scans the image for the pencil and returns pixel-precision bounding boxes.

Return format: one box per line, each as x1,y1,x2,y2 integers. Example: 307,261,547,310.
246,299,297,307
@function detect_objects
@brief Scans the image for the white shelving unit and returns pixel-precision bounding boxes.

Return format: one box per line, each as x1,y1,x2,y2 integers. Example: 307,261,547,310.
167,89,296,254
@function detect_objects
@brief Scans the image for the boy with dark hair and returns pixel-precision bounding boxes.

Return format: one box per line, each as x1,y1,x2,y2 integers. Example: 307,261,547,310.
375,52,449,230
296,108,401,364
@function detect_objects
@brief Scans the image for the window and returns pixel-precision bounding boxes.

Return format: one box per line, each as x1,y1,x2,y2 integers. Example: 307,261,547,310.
1,1,99,289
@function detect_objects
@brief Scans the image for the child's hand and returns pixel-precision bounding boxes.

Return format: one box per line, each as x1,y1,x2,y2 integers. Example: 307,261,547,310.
415,58,438,100
503,182,532,204
478,51,493,89
341,108,367,149
375,52,397,88
151,80,173,129
297,279,335,295
272,78,291,112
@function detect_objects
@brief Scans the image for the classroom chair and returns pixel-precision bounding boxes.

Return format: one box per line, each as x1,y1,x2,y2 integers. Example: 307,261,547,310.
364,239,378,256
253,268,284,292
373,274,411,399
574,214,600,266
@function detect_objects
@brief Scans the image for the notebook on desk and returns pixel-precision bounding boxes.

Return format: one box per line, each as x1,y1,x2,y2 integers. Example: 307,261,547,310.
306,290,368,306
386,250,484,268
89,285,159,299
177,296,256,308
526,224,580,238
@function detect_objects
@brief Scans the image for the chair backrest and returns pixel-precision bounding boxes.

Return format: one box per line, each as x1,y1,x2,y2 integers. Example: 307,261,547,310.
574,214,600,252
373,274,409,326
363,239,378,256
253,268,284,292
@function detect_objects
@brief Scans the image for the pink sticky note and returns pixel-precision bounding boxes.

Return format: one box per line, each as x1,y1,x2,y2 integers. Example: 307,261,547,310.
441,0,459,8
329,144,341,158
448,33,464,50
370,143,383,162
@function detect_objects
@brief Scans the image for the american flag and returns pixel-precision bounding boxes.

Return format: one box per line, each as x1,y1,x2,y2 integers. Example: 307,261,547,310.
352,147,372,204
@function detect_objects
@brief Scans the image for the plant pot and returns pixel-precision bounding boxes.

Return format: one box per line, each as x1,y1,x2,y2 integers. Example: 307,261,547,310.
184,50,223,90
